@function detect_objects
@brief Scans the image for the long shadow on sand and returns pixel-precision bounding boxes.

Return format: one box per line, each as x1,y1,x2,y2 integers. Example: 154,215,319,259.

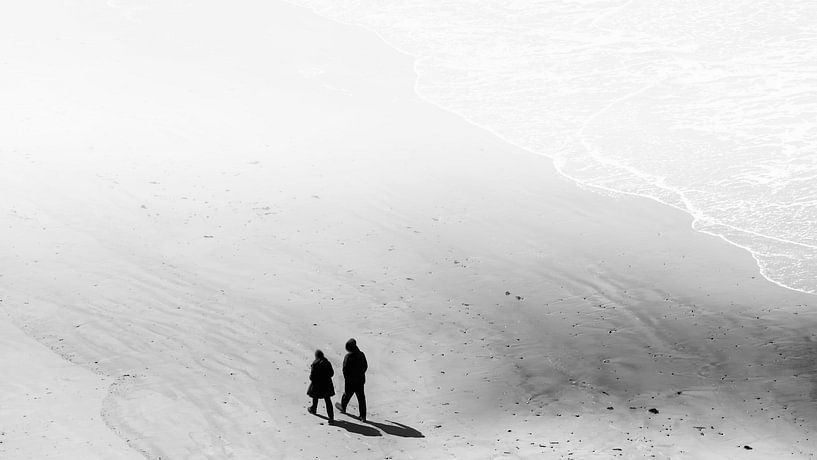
341,413,424,438
365,420,424,438
313,414,382,437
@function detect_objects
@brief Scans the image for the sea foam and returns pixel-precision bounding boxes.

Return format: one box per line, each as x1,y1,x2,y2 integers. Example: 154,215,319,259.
290,0,817,295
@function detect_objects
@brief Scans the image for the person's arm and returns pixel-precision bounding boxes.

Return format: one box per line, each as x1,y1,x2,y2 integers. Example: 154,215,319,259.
362,353,368,373
309,363,316,381
328,362,334,378
342,354,349,378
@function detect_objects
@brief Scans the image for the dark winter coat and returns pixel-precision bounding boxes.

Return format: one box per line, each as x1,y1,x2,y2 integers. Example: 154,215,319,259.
307,357,335,398
342,339,368,385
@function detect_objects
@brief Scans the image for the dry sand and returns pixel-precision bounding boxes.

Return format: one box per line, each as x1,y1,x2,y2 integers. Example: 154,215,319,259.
2,1,816,459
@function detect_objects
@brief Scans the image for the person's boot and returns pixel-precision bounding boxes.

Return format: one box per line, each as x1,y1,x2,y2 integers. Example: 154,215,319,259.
334,402,346,414
307,406,317,415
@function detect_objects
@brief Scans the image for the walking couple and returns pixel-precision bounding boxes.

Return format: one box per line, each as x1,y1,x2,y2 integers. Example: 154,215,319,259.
307,338,368,424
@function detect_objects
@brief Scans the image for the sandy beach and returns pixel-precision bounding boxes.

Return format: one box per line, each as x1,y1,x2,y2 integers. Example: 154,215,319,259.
2,1,816,459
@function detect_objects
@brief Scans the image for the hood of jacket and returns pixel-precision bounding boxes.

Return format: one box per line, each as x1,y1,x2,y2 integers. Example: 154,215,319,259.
345,338,359,352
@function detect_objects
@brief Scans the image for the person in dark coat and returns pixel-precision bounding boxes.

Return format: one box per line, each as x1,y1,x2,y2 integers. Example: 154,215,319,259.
337,338,368,421
307,349,335,422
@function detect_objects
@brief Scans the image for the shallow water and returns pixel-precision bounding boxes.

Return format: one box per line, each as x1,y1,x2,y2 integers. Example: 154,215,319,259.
290,0,817,295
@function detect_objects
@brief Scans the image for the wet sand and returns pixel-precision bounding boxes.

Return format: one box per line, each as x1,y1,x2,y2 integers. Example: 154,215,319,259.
1,1,816,459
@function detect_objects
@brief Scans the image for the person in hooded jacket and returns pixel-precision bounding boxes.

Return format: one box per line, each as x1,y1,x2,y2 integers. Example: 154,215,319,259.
307,349,335,422
336,338,368,421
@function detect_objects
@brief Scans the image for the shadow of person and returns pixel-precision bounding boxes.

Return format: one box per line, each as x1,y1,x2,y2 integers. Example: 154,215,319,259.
313,414,382,437
365,420,424,438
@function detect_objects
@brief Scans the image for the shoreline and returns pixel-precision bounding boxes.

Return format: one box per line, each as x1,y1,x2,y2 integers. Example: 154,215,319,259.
2,1,816,459
286,0,817,298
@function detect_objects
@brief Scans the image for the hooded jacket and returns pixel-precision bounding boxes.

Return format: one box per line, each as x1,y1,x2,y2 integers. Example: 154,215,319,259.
342,339,368,385
307,355,335,398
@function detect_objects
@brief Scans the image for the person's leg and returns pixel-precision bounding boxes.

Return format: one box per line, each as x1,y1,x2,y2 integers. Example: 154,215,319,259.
356,385,366,421
308,397,318,414
340,384,352,411
325,397,334,421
